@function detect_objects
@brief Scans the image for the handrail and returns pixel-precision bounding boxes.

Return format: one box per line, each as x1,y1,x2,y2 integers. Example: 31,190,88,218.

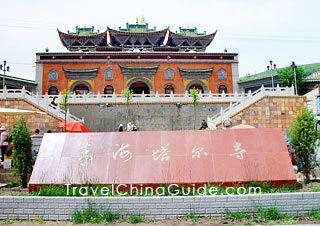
0,85,294,126
48,91,249,104
207,85,295,129
0,87,82,122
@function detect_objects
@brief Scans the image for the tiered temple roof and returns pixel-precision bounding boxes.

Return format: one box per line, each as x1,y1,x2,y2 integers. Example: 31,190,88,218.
57,20,217,52
58,26,108,51
166,27,217,52
108,27,168,50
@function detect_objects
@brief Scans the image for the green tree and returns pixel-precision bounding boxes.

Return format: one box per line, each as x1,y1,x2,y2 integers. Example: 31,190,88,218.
121,88,133,127
11,116,33,188
277,66,307,95
60,91,69,132
190,88,200,130
290,107,319,183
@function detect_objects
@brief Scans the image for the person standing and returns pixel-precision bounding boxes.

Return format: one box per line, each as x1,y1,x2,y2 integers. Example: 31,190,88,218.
199,119,208,130
118,124,124,132
0,126,9,162
34,129,40,135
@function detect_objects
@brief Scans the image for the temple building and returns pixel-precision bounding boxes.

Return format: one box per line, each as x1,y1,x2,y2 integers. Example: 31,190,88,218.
36,19,239,95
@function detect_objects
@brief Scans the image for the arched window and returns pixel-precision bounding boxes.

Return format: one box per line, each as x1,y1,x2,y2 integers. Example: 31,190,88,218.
48,86,59,95
218,68,227,80
104,68,114,80
49,69,58,81
218,84,228,93
165,68,174,80
164,85,174,94
104,85,114,94
189,84,204,93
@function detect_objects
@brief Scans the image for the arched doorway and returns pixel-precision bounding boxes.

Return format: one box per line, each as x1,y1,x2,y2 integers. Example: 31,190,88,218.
129,81,150,94
189,83,204,93
186,80,208,93
73,84,89,95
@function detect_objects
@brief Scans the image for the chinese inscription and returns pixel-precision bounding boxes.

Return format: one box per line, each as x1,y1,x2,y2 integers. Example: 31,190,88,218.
191,146,208,158
230,142,246,160
113,144,133,162
152,144,170,161
79,142,93,167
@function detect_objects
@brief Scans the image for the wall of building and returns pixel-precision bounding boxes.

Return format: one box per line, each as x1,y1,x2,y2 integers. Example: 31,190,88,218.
41,62,234,95
0,192,319,220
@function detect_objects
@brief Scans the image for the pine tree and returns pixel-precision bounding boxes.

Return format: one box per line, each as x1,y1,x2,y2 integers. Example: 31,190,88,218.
12,116,33,188
290,107,319,183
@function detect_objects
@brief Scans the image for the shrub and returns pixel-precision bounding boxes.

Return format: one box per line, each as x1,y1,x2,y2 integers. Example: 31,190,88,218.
257,207,288,221
227,211,248,220
11,116,33,188
128,214,143,224
72,203,120,223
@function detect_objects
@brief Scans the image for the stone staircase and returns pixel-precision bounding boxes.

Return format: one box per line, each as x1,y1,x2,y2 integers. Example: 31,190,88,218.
0,87,83,123
207,85,295,129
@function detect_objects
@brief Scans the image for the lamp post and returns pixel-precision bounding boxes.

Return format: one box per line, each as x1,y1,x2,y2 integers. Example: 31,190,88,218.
267,60,276,88
291,61,298,95
0,60,10,89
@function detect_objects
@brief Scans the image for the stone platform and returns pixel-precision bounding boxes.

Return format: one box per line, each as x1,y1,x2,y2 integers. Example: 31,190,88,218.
29,128,297,191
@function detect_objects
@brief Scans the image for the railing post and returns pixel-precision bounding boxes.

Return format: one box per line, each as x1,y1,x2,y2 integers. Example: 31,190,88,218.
184,90,189,102
72,92,76,102
44,92,49,110
112,92,116,103
234,90,238,101
221,90,225,101
276,84,280,93
220,107,225,124
290,85,295,96
261,84,265,94
141,90,145,102
240,91,244,104
155,91,159,102
36,91,40,105
229,102,233,111
3,86,7,99
97,91,101,103
21,86,26,98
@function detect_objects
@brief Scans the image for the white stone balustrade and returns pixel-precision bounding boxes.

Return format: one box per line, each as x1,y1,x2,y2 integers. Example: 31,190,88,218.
0,85,294,126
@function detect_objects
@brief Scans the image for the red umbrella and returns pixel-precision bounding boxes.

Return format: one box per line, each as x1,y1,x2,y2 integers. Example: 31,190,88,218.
58,121,90,132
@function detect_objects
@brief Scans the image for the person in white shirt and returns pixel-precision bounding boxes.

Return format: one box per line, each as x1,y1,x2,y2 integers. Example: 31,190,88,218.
0,126,9,162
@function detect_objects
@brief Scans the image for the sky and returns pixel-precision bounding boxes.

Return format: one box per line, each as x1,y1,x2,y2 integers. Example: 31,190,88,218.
0,0,319,80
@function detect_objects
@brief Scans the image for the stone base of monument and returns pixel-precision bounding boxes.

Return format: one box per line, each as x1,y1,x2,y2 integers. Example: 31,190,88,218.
29,128,297,192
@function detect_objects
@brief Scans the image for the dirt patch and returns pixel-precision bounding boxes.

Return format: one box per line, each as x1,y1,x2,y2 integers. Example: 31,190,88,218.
1,217,320,226
0,187,28,196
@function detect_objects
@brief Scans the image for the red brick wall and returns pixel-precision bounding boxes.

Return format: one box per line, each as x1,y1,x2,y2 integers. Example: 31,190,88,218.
42,62,234,95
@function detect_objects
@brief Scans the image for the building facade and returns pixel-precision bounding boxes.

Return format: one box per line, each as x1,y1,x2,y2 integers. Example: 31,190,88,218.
36,20,239,95
0,74,37,92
